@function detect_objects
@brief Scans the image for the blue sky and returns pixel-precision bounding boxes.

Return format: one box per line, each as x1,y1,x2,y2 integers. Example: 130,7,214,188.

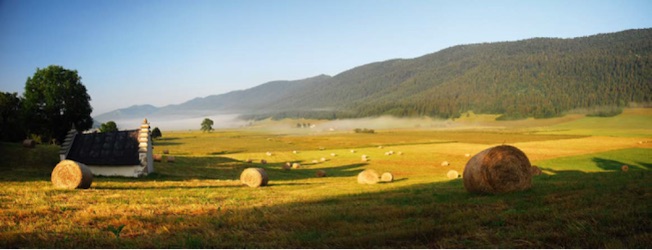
1,0,651,115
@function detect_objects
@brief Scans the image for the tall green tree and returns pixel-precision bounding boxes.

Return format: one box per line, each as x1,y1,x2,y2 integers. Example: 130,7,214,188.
0,92,25,141
23,65,93,143
200,118,214,133
99,121,118,132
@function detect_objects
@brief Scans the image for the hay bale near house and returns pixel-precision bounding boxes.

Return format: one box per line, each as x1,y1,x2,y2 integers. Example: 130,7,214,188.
621,165,629,172
22,139,36,148
166,156,175,163
463,145,533,194
381,172,394,182
240,168,269,188
316,170,327,177
357,169,380,184
51,160,93,189
153,154,163,162
447,170,459,179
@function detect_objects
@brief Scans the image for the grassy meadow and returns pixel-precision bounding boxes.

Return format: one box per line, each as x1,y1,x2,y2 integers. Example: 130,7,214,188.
1,109,651,248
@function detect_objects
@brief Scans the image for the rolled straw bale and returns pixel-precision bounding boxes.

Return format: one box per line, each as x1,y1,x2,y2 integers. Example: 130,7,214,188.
330,153,337,157
441,161,450,167
293,150,298,154
378,146,383,149
162,150,169,155
245,159,253,163
463,145,533,194
530,165,542,176
381,172,394,182
153,154,163,162
282,162,291,171
51,160,93,189
266,152,273,156
316,170,327,177
292,163,301,169
447,170,459,179
166,156,175,163
621,165,629,172
357,169,380,184
350,150,356,153
240,168,269,187
398,152,403,155
465,153,471,157
22,139,36,148
320,157,327,162
260,159,267,164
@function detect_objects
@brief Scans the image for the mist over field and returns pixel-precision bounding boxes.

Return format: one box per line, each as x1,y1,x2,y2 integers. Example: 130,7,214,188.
112,114,247,131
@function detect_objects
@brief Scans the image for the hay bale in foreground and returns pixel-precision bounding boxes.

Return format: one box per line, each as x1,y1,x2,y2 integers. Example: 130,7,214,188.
316,170,327,177
240,168,269,188
22,139,36,148
446,170,459,179
621,165,629,172
381,172,394,182
357,169,380,184
51,160,93,189
463,145,533,194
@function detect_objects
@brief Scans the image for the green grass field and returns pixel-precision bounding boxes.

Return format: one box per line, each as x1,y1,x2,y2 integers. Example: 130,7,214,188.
1,109,650,248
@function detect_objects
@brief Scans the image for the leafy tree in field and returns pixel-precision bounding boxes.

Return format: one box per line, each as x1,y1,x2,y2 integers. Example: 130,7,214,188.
201,118,214,132
99,121,118,132
0,92,25,141
151,127,162,139
22,65,93,143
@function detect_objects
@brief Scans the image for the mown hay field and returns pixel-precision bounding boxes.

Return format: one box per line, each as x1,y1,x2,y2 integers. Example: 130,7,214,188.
0,109,650,248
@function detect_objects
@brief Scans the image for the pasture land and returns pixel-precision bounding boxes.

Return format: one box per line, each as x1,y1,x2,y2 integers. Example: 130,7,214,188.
0,109,650,248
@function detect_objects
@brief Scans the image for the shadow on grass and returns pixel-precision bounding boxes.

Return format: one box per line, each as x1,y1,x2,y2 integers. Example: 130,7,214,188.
4,165,651,248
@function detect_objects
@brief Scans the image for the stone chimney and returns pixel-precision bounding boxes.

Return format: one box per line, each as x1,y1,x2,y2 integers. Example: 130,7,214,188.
138,118,154,174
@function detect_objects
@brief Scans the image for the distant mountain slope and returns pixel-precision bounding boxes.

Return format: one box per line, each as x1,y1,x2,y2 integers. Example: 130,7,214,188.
95,28,652,122
94,104,159,123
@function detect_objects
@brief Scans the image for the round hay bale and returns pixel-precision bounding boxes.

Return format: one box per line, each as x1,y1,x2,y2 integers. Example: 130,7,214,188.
292,163,301,169
22,139,36,148
398,151,403,155
240,168,269,188
530,165,542,176
153,154,163,162
381,172,394,182
357,169,380,184
621,165,629,172
465,153,471,157
446,170,459,179
316,170,327,177
245,159,253,163
51,160,93,189
320,157,327,162
162,149,169,154
378,146,383,149
282,162,291,171
312,160,318,163
330,153,337,157
441,161,450,167
463,145,533,194
260,159,267,164
166,156,175,163
350,149,356,153
292,150,298,154
266,152,273,156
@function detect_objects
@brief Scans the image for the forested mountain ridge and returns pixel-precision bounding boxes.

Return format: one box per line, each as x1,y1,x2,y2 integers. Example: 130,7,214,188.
95,28,652,122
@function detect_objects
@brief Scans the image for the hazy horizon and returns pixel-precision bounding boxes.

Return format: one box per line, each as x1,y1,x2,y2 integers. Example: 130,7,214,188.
2,0,651,115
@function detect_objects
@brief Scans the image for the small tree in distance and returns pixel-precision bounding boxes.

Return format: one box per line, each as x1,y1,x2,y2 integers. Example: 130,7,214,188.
201,118,214,133
151,127,162,139
99,121,118,132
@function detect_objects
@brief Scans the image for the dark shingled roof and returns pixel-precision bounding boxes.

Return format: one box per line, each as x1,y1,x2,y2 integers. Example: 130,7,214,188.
66,130,141,166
